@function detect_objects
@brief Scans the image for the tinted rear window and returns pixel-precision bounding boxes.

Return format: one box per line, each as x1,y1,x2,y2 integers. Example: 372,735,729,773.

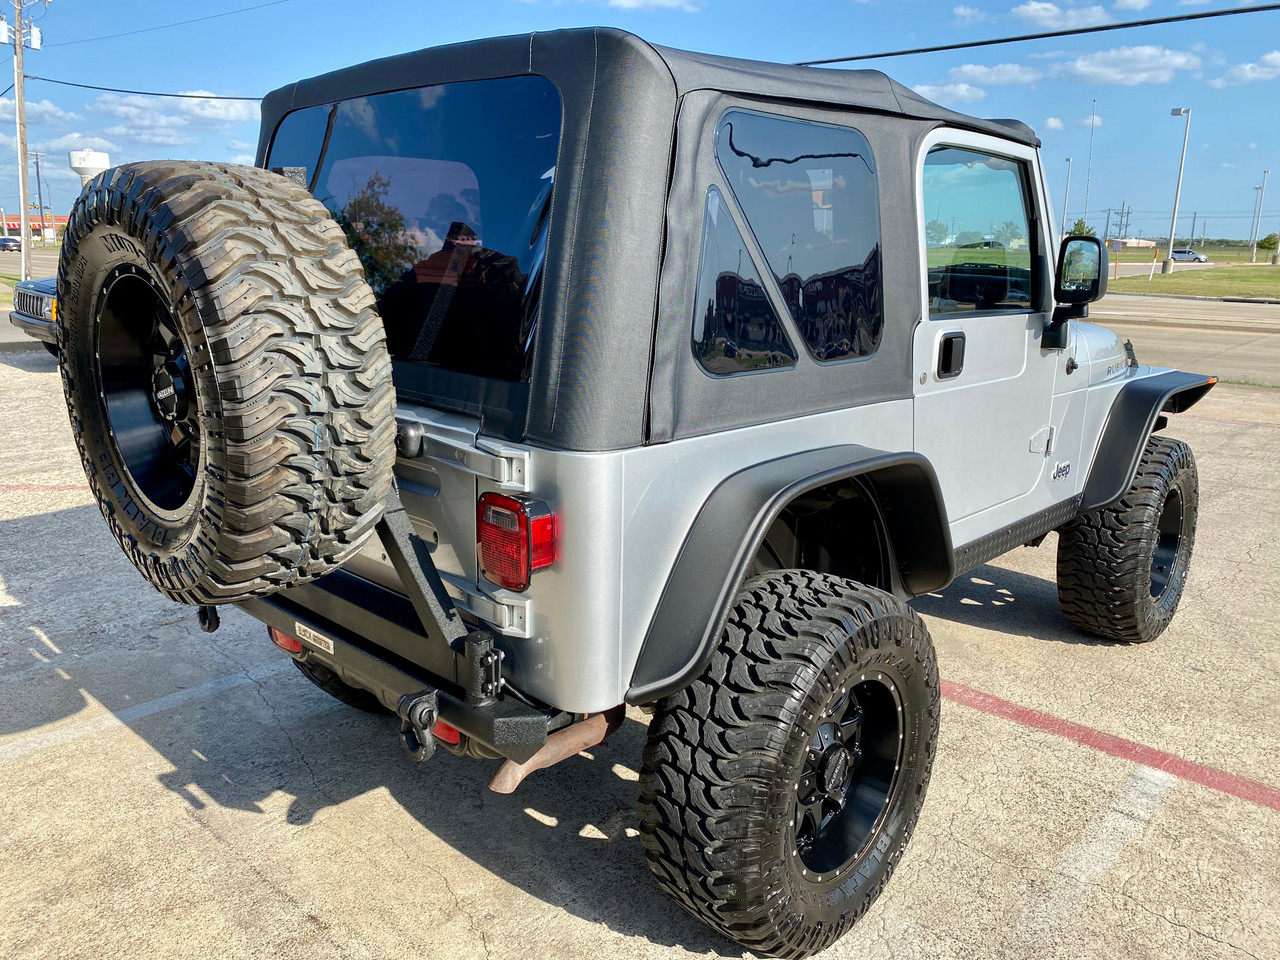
266,76,562,382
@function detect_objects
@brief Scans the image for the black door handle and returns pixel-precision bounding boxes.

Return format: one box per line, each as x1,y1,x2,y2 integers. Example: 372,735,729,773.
937,331,966,379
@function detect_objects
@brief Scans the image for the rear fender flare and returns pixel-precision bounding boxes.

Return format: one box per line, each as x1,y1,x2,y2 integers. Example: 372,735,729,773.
624,445,953,705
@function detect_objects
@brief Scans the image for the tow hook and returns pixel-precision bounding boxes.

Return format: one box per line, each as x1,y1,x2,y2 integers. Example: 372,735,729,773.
397,690,440,762
197,605,220,633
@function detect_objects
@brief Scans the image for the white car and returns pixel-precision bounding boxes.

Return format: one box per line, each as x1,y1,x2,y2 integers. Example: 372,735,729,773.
1171,248,1209,262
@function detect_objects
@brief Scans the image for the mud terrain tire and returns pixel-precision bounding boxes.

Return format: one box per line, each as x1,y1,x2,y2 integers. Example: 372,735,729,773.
1056,435,1198,642
638,571,939,959
58,161,395,605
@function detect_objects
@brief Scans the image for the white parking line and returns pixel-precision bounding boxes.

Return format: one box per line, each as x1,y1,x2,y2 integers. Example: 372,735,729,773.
0,658,294,763
1017,765,1176,941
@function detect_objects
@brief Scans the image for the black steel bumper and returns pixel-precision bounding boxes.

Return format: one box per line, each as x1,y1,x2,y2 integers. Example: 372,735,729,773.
8,310,55,345
238,571,553,764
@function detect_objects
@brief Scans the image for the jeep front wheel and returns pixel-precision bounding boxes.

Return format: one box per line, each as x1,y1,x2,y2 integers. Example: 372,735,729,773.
58,161,395,605
1056,434,1198,642
638,571,939,959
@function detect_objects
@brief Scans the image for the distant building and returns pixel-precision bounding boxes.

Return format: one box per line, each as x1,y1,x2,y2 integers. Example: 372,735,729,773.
1114,237,1156,248
3,214,67,237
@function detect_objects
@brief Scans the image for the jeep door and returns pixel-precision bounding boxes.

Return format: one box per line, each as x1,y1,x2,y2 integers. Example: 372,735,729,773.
911,130,1064,544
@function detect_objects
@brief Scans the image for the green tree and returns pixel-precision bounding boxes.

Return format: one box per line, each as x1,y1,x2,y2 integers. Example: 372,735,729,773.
925,219,948,246
332,172,419,296
995,220,1025,245
1067,218,1096,238
956,229,984,246
1259,232,1279,251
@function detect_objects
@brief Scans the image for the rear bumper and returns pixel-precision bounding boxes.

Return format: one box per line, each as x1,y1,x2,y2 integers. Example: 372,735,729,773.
8,311,55,345
238,571,553,763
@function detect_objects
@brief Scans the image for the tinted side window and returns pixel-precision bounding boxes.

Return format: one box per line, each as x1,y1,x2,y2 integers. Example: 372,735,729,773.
266,76,562,383
716,110,883,363
692,186,797,376
922,146,1037,316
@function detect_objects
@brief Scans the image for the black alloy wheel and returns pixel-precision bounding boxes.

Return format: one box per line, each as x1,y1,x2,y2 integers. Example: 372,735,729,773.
639,571,939,958
1057,434,1199,643
96,265,200,514
1149,486,1185,599
794,674,903,878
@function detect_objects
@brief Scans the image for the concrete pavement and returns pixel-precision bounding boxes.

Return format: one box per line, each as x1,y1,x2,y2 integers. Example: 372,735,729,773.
1,340,1277,960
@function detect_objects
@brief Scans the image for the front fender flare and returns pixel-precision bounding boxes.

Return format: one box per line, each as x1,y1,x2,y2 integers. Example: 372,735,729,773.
1080,370,1216,512
624,445,953,705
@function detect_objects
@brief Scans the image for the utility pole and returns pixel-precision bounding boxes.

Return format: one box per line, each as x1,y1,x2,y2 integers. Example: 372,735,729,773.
1251,169,1269,263
0,206,7,238
1189,211,1197,249
30,151,45,246
1083,99,1097,224
1060,158,1072,236
1102,207,1113,240
13,0,28,279
5,1,46,279
1162,107,1191,274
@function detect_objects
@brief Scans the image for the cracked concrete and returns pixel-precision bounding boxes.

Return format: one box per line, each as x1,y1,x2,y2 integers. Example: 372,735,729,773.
1,342,1277,960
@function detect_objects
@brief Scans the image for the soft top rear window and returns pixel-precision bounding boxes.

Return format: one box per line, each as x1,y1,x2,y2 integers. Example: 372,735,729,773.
266,75,562,383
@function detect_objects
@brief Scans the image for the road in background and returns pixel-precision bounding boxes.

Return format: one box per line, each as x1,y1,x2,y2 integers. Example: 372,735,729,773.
1092,294,1280,386
1,334,1277,960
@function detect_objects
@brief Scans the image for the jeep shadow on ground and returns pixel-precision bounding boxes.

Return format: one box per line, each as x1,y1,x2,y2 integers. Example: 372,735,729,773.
0,504,735,956
910,554,1123,647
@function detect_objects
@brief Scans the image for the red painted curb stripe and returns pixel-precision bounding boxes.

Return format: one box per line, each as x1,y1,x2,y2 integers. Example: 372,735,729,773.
0,483,89,493
941,679,1280,811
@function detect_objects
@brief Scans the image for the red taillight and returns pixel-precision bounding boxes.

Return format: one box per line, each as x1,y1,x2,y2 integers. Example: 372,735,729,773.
268,626,303,654
477,492,556,592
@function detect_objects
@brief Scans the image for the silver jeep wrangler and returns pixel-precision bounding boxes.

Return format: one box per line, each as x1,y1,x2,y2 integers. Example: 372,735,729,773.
55,28,1213,958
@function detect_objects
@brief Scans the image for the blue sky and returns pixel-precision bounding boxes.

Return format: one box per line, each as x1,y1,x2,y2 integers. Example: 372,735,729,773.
4,0,1277,240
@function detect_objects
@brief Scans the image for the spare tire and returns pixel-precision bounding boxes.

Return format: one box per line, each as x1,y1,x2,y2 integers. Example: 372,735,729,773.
57,161,396,605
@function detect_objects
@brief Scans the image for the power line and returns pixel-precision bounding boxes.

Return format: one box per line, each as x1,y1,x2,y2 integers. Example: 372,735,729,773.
47,0,293,48
22,74,260,101
797,3,1280,66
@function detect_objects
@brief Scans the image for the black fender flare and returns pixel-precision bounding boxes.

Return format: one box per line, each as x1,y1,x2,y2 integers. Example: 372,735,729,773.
1079,370,1216,512
625,445,953,704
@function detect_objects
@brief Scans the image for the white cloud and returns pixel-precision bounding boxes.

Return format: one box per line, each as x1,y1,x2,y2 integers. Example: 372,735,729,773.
101,124,196,147
0,98,82,125
607,0,698,9
1057,45,1201,84
229,153,256,165
913,82,987,104
1075,113,1103,128
228,139,255,151
1208,50,1280,88
1043,116,1065,130
173,92,258,125
1176,0,1209,6
953,4,987,22
37,133,118,153
1112,0,1149,9
948,62,1042,84
1011,2,1110,28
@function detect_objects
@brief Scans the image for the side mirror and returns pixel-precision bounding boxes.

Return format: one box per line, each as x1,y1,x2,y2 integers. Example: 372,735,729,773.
1055,235,1107,304
1045,235,1108,349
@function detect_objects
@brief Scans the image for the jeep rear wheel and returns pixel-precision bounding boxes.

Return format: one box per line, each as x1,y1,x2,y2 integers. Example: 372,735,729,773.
638,571,939,959
58,161,395,605
1056,435,1198,642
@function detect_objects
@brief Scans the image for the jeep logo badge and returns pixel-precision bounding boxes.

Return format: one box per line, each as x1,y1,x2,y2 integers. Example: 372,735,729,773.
1052,461,1071,481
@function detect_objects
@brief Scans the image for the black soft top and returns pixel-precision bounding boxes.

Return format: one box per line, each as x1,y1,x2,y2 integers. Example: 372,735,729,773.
650,41,1038,145
258,28,1041,452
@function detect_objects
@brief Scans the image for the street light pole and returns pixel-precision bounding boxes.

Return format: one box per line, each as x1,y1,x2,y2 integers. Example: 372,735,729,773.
1251,169,1269,263
1060,157,1072,236
1162,107,1191,275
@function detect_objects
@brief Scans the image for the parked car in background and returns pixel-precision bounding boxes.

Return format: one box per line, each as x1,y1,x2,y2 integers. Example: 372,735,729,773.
1170,248,1208,262
8,275,58,357
0,236,21,251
